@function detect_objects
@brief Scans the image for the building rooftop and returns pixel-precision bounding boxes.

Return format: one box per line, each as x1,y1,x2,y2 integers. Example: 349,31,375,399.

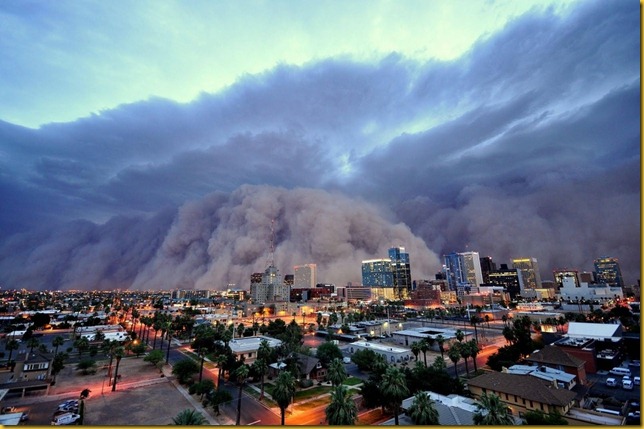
352,341,409,354
227,336,282,353
506,364,576,385
526,345,586,368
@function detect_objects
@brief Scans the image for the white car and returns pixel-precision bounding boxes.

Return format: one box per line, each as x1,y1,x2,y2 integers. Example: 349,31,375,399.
342,357,351,364
51,412,80,425
635,376,641,386
623,379,634,390
606,377,617,387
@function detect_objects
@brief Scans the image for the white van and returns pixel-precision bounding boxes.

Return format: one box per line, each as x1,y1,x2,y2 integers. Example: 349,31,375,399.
610,367,631,377
51,412,80,425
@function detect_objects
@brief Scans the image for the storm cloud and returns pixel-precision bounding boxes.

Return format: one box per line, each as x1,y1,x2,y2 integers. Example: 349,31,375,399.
0,0,639,290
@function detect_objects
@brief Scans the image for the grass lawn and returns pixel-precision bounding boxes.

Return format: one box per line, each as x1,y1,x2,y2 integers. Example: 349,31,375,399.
294,385,332,400
343,376,363,386
295,396,330,411
245,385,277,408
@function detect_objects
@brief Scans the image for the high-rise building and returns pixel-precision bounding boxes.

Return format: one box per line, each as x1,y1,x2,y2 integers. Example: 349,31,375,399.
512,257,542,290
389,247,412,299
553,269,580,288
294,264,317,288
488,264,524,299
361,259,394,287
593,257,625,288
250,265,289,303
480,256,496,283
443,251,483,296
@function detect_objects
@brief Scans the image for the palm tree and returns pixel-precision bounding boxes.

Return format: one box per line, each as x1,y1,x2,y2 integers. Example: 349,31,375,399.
5,339,19,366
235,364,249,425
470,315,480,343
460,341,471,376
327,358,347,387
418,339,429,366
407,391,439,425
111,346,125,391
272,370,296,425
52,335,65,355
435,335,445,359
326,385,358,425
214,354,227,387
256,339,272,399
172,409,207,425
27,337,39,353
380,366,409,425
469,340,480,373
197,347,208,382
410,342,421,362
455,329,465,343
448,343,461,378
473,392,515,425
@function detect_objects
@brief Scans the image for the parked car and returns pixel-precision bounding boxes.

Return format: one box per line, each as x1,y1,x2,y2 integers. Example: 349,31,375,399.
51,412,81,425
628,411,640,418
610,367,631,377
606,377,617,387
623,379,634,390
56,400,79,413
635,376,641,386
343,357,351,364
629,360,640,367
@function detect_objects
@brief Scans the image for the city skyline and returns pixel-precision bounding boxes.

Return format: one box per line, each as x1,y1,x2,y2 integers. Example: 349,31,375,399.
0,0,639,291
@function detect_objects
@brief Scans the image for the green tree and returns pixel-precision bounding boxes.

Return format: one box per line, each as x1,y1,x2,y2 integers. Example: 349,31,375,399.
469,340,480,373
74,337,90,358
473,392,515,425
208,388,232,416
5,339,19,364
52,335,65,355
380,366,409,425
418,339,429,366
327,358,347,387
172,358,200,385
460,341,471,376
51,352,67,383
436,334,446,359
410,342,421,362
172,409,207,425
522,409,568,425
448,343,461,378
326,385,358,425
407,391,440,425
235,364,249,425
77,358,97,375
256,339,272,400
26,336,39,353
111,346,125,391
316,342,343,366
272,370,296,425
144,349,165,369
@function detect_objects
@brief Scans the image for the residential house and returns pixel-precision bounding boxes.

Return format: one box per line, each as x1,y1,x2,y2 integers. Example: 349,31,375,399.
525,345,588,385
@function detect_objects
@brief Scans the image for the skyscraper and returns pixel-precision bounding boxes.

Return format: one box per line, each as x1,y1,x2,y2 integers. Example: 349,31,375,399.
512,257,542,289
294,264,317,288
480,256,496,284
553,269,580,288
443,251,483,296
388,246,412,299
593,257,624,288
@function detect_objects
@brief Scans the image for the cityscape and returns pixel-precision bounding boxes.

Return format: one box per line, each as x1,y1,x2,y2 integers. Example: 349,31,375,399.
0,0,639,426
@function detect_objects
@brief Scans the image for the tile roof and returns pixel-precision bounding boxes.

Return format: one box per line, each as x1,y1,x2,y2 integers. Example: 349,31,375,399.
467,372,577,407
526,345,586,368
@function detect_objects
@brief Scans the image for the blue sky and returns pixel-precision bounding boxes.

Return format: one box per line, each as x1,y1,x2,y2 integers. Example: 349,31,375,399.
0,0,639,291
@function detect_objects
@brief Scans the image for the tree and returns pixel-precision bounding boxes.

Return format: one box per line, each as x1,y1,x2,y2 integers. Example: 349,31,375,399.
77,358,97,375
144,349,165,370
5,339,19,365
316,342,343,366
455,329,465,343
207,388,232,416
460,341,471,376
256,339,272,400
197,347,208,382
418,339,429,366
172,358,200,385
473,392,515,425
327,358,347,386
448,343,461,378
326,385,358,425
522,409,568,425
410,342,421,362
469,340,480,373
235,364,249,425
380,366,409,425
51,352,67,383
214,353,227,387
172,409,207,425
272,370,296,425
406,391,439,425
52,336,65,355
436,335,446,359
111,346,125,391
74,337,90,358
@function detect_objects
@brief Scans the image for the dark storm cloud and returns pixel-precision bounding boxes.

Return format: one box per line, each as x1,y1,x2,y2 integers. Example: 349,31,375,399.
0,0,638,289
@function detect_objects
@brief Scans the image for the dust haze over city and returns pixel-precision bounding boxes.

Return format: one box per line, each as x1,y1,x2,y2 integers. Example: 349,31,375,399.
0,0,639,292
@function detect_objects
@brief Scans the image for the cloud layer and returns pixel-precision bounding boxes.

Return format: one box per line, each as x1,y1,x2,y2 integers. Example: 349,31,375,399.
0,0,639,290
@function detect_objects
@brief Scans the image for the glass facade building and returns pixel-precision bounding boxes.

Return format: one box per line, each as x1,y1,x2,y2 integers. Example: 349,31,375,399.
593,257,624,288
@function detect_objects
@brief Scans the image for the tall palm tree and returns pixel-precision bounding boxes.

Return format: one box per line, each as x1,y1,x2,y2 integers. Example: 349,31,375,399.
172,409,207,425
5,339,19,365
410,342,421,362
197,347,208,382
455,329,465,343
380,366,409,425
257,339,272,399
111,346,125,391
448,343,461,378
272,370,296,425
27,337,39,353
407,391,439,425
327,358,347,387
214,354,227,387
326,385,358,425
235,364,249,425
435,335,445,359
460,341,471,376
52,336,65,355
473,392,515,425
469,340,480,373
418,339,429,366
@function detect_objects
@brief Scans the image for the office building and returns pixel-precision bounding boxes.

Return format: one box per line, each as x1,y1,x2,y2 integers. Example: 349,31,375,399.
293,264,317,288
512,257,542,289
593,257,625,288
443,251,483,296
389,246,412,299
553,270,580,289
487,264,524,299
480,256,496,283
250,265,290,303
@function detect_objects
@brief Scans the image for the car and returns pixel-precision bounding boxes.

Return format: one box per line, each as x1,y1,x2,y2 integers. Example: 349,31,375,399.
606,377,617,387
628,411,640,418
623,379,634,390
51,412,81,425
630,360,641,367
343,357,351,364
634,376,641,386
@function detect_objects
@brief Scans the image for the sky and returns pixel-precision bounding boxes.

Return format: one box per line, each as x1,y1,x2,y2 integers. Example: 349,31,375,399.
0,0,639,291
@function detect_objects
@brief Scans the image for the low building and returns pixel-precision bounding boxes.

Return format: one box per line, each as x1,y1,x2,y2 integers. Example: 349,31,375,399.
390,326,471,350
525,345,588,385
227,336,282,364
467,372,577,418
383,391,481,425
505,364,577,390
346,341,414,365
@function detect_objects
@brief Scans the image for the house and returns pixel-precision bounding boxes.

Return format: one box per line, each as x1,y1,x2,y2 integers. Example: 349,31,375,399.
526,345,588,385
0,351,54,398
347,341,413,365
227,336,282,364
295,354,326,382
467,372,577,418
